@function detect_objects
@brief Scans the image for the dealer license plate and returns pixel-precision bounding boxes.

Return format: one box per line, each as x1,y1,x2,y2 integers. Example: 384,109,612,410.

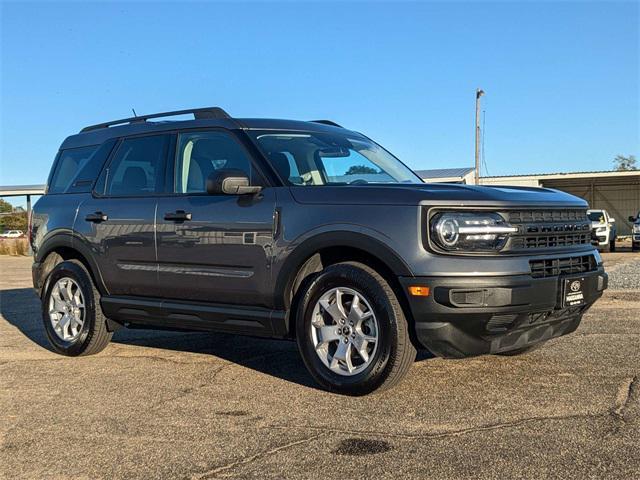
563,277,586,307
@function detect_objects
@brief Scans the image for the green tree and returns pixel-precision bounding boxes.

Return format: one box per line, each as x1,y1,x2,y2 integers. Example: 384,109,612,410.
0,199,12,213
613,154,637,171
2,213,27,231
345,165,379,175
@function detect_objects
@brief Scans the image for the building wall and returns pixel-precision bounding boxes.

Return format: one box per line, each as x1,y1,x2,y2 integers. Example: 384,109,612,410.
480,177,541,187
540,177,640,236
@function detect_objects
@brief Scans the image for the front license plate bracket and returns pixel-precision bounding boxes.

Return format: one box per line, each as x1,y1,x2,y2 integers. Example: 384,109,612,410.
562,276,586,307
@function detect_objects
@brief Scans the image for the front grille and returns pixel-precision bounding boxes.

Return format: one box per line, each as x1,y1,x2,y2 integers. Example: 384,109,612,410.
505,209,591,252
510,232,591,250
508,209,585,223
529,254,597,278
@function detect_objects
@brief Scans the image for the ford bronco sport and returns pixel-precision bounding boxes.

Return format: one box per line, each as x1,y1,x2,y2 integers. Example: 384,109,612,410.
31,107,608,395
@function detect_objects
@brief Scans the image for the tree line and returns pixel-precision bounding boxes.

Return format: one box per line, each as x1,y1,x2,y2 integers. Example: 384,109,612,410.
0,199,28,231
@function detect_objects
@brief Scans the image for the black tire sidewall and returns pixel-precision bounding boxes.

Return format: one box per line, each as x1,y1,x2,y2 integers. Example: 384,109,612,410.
296,264,399,394
42,261,99,356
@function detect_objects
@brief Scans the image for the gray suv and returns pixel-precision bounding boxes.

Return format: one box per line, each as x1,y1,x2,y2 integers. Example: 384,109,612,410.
30,107,608,395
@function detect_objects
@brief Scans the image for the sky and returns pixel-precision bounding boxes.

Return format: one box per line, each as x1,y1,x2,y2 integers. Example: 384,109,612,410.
1,0,639,200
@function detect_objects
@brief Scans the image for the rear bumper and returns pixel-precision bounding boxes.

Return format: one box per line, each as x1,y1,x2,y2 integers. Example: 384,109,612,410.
399,267,607,358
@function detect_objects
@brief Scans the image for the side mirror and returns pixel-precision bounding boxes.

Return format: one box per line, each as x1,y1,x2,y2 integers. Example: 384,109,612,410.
609,218,615,223
206,169,262,195
629,216,636,222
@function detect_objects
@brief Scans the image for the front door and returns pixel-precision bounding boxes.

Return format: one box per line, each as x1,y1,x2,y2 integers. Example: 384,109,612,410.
155,129,276,306
75,134,172,296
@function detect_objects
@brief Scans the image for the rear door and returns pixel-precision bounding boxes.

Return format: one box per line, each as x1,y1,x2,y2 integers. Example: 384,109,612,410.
155,129,276,306
75,134,173,296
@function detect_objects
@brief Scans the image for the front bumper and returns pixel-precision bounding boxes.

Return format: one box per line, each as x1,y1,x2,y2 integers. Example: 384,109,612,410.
399,267,607,358
592,230,609,246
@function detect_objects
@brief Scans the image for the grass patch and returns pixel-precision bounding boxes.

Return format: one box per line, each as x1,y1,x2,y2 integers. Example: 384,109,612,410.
0,238,30,256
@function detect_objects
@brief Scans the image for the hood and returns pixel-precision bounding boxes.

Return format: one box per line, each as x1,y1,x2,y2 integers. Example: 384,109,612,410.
289,183,588,207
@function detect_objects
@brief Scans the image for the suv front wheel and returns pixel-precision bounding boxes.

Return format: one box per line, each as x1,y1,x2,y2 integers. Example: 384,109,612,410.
42,260,112,356
296,262,416,395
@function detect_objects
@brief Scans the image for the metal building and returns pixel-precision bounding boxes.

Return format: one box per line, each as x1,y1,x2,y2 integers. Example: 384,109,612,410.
415,168,475,184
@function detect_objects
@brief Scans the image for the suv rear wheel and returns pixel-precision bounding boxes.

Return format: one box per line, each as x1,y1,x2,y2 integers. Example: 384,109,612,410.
295,262,416,395
42,260,112,356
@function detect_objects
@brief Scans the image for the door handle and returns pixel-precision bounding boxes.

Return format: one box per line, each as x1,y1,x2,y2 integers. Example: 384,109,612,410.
164,210,192,222
85,211,108,223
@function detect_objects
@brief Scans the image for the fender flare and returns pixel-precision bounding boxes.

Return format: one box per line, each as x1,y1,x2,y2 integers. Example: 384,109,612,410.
35,232,109,295
273,230,413,309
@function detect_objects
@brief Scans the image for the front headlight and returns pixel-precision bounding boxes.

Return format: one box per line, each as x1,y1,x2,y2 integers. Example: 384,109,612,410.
430,212,518,252
633,224,640,233
596,226,607,233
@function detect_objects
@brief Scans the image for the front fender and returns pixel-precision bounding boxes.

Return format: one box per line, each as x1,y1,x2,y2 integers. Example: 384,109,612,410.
272,226,413,309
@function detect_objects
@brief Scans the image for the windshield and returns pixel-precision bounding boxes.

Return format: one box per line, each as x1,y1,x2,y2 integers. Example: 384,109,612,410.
248,130,423,186
588,211,605,222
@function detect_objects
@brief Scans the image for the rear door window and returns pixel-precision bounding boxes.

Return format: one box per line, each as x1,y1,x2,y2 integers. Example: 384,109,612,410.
95,135,171,197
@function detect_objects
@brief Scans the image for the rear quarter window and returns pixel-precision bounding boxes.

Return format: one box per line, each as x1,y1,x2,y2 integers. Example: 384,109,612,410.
48,140,117,194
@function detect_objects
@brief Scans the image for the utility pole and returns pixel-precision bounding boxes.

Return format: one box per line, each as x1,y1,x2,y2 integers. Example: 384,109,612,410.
475,88,484,185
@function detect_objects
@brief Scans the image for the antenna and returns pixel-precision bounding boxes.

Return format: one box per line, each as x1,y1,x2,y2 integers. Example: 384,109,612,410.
132,108,138,117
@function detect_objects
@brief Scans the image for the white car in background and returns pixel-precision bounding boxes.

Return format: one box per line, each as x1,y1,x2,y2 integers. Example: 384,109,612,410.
0,230,25,238
587,209,616,252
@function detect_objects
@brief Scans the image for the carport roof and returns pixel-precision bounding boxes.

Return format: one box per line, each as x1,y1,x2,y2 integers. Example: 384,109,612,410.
0,185,46,197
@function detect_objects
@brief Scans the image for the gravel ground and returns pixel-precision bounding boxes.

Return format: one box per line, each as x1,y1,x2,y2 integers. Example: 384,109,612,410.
1,255,639,479
602,255,640,290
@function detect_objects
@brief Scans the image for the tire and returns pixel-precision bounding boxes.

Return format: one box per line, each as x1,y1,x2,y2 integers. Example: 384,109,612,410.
295,262,416,395
609,239,616,252
41,260,112,356
632,242,639,252
496,343,544,356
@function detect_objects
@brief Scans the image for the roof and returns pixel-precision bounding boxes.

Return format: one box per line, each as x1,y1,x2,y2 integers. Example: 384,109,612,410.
62,108,354,150
0,185,46,197
415,167,474,179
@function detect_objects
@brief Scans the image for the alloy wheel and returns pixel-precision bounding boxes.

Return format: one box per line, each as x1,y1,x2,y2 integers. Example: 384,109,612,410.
310,287,379,376
48,277,85,342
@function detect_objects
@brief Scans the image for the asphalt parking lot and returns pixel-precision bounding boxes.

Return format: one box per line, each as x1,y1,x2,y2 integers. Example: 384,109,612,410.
1,253,639,479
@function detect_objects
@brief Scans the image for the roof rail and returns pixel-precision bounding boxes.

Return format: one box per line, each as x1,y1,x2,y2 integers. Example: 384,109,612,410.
310,119,343,128
80,107,231,133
